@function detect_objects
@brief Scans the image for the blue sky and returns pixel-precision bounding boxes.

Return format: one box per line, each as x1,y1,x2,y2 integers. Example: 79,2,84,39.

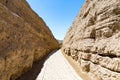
27,0,85,40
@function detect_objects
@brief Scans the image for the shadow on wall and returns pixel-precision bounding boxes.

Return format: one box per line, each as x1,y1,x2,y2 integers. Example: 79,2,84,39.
16,50,58,80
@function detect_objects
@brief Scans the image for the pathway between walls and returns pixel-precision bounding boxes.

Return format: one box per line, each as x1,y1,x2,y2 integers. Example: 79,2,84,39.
36,50,82,80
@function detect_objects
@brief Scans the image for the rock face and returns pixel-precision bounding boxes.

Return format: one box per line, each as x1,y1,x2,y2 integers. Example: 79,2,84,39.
0,0,59,80
62,0,120,80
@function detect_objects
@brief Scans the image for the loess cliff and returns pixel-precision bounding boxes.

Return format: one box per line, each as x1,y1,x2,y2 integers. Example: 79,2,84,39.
0,0,59,80
62,0,120,80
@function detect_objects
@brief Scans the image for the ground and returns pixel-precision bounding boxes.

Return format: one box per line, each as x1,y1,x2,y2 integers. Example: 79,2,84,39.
36,50,82,80
16,49,84,80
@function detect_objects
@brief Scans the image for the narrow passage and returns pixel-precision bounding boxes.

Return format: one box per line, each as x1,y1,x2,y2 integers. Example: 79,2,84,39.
36,50,82,80
16,50,82,80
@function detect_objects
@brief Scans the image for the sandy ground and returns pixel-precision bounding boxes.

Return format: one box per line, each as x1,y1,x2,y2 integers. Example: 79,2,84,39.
16,49,90,80
36,50,82,80
16,50,57,80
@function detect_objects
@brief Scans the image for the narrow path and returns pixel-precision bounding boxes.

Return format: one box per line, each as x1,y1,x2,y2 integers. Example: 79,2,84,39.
36,50,82,80
16,50,57,80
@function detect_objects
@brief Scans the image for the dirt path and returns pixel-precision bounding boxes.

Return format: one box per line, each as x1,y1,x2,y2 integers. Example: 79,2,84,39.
16,50,57,80
36,50,82,80
16,49,83,80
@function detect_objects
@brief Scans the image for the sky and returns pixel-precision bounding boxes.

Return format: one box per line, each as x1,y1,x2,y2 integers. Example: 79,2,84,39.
27,0,85,40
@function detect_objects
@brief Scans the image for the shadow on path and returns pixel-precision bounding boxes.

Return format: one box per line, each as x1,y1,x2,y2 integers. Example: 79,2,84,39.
16,49,58,80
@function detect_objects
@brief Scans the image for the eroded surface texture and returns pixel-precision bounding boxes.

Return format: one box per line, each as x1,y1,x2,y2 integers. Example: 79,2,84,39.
62,0,120,80
0,0,59,80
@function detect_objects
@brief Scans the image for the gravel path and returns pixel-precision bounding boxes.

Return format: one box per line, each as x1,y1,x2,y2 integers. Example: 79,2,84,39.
36,50,82,80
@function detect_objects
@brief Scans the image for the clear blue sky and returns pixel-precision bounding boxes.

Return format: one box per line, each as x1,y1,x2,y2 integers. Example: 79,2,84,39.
27,0,85,40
